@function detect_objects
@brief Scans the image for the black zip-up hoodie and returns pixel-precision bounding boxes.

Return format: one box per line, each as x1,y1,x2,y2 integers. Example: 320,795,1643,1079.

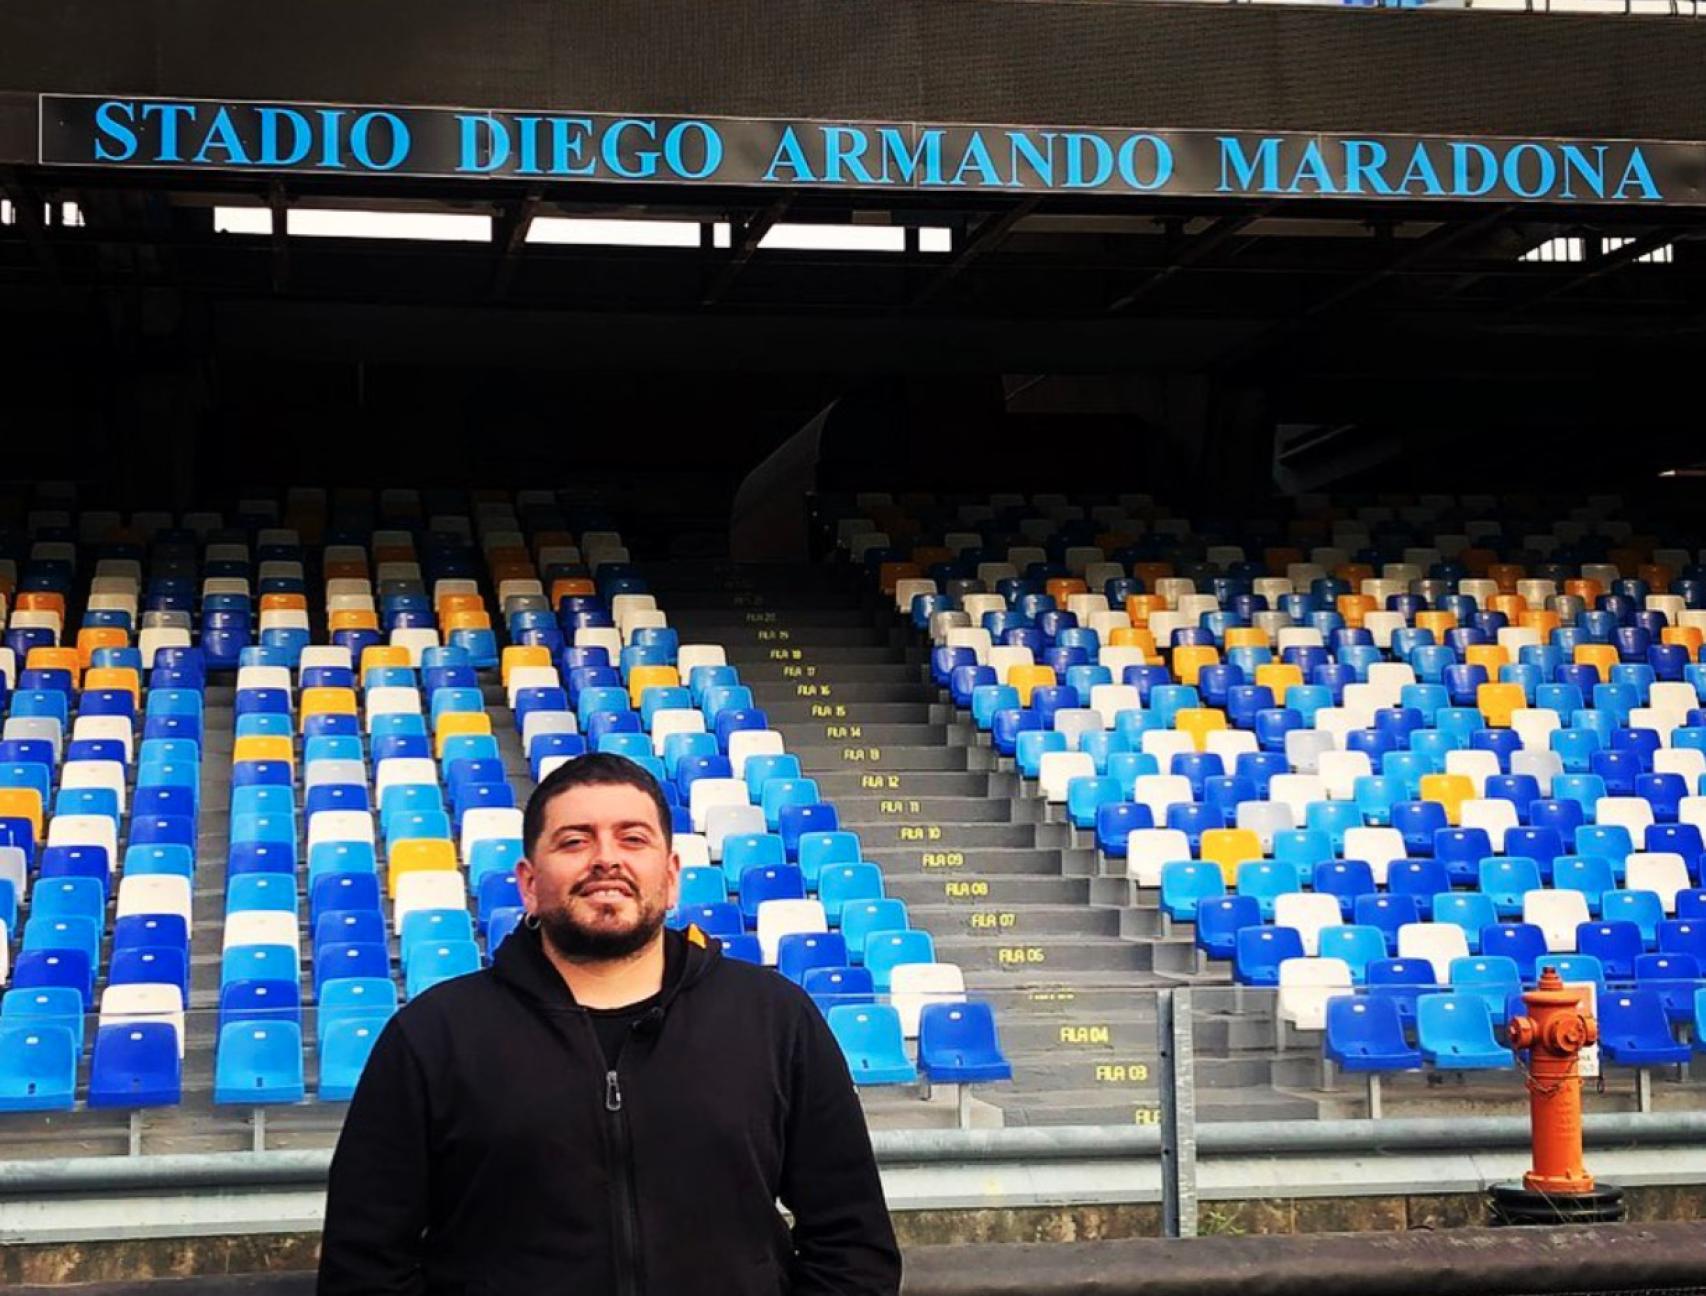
317,925,902,1296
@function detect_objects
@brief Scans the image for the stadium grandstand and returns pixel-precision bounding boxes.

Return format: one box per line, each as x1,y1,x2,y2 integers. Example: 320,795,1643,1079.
3,0,1706,1291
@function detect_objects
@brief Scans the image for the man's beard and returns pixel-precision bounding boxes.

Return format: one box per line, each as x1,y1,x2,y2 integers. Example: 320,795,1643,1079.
537,889,668,961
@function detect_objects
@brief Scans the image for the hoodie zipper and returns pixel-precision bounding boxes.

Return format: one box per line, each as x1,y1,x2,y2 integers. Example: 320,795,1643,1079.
602,1041,646,1296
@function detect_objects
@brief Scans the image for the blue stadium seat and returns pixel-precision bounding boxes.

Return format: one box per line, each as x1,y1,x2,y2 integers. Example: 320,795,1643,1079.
1195,895,1260,962
1366,959,1437,1030
777,932,849,985
87,1023,183,1108
1599,990,1690,1067
1234,926,1304,988
919,1002,1013,1085
803,966,875,1014
1313,859,1375,919
1577,921,1644,980
1355,894,1422,955
1325,996,1422,1073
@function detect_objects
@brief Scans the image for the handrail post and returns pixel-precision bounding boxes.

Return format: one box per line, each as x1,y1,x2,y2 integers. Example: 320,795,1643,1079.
1157,988,1198,1238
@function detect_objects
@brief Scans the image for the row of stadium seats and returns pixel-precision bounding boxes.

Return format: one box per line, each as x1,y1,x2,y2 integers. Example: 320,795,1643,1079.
0,498,1012,1116
840,488,1706,1106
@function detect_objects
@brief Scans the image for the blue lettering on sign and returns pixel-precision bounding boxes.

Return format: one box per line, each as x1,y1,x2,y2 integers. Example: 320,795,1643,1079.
92,101,138,162
604,119,660,179
55,99,1680,204
257,107,313,167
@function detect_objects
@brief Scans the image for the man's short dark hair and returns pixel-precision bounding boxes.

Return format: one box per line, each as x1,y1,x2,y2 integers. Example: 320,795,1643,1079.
523,753,675,857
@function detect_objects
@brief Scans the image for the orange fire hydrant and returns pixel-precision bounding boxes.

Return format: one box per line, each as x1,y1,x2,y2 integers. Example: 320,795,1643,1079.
1505,966,1597,1194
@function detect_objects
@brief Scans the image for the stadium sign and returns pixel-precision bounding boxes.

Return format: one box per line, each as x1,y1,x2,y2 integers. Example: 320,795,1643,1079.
40,95,1705,206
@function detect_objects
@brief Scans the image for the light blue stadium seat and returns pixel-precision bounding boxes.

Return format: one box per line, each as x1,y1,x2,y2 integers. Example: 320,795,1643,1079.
319,1016,388,1102
1159,861,1224,923
0,1023,78,1111
317,978,399,1047
227,873,298,915
405,940,482,998
1479,857,1541,920
1553,855,1617,916
865,930,936,992
1432,892,1497,954
1235,860,1303,922
1448,955,1522,1023
401,910,477,968
214,1020,306,1104
677,866,729,910
1316,925,1387,984
0,987,84,1055
1601,889,1664,949
840,899,910,964
817,863,884,924
1416,993,1511,1070
826,1004,917,1085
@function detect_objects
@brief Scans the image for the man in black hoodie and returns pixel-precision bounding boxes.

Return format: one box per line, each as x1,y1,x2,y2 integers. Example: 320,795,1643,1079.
318,753,903,1296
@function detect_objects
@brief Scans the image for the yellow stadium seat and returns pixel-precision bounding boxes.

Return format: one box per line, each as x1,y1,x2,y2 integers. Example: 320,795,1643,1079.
1132,563,1174,590
444,609,493,632
502,645,553,687
325,559,369,580
1565,579,1605,605
1223,627,1269,651
1574,644,1619,684
1334,564,1375,592
1107,628,1157,657
83,666,140,707
1520,610,1561,640
26,646,81,686
1006,665,1057,707
1414,611,1457,640
1663,626,1703,660
388,838,458,898
1487,564,1527,593
1200,829,1264,885
331,609,381,633
437,592,485,621
1464,644,1509,675
76,627,129,670
1419,773,1475,826
300,687,359,730
260,592,309,614
1476,682,1526,728
1335,594,1376,629
551,578,597,606
1125,595,1168,627
1255,663,1304,695
17,591,66,620
0,788,43,842
489,562,537,589
1045,578,1088,605
233,735,294,766
1174,707,1229,752
1488,594,1528,622
1170,646,1220,688
627,665,682,709
374,544,416,566
435,712,494,758
877,563,921,596
360,645,412,678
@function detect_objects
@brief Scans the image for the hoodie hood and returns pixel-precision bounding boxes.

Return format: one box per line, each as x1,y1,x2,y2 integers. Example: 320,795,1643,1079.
491,920,721,1014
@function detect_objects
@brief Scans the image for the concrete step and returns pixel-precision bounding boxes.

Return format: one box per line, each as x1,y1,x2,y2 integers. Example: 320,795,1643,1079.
787,745,979,772
851,823,1042,851
743,682,938,705
863,846,1065,875
882,874,1092,908
774,723,956,747
930,935,1156,976
906,903,1124,939
813,771,996,798
759,702,941,724
833,797,1014,825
